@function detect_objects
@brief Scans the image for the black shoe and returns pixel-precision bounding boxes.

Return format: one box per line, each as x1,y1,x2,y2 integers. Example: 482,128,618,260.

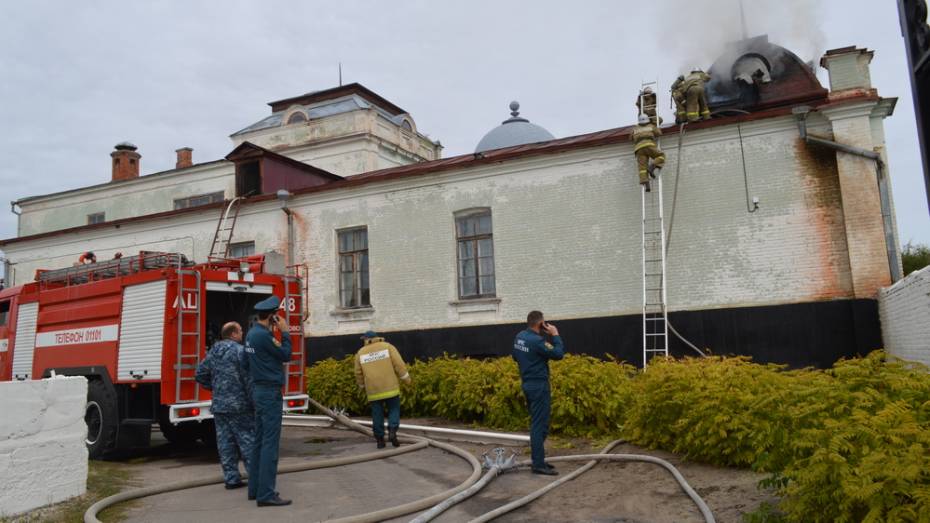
642,181,651,192
388,428,399,448
544,462,555,470
257,495,292,507
225,482,245,490
376,436,386,449
532,466,559,476
249,490,277,501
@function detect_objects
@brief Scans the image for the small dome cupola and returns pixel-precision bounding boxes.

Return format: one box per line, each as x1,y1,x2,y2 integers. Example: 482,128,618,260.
475,101,555,153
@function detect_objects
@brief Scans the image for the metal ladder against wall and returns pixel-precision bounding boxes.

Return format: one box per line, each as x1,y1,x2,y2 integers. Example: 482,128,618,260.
640,80,670,368
174,265,203,403
283,268,306,396
209,197,244,259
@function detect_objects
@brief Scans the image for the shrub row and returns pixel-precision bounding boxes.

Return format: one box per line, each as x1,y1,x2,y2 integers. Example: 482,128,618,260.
305,351,930,522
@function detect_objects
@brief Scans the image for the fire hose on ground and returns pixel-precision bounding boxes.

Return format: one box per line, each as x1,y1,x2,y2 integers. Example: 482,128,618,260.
85,396,715,523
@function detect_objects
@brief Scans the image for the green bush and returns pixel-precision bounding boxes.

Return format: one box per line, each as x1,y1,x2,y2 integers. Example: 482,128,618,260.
306,350,930,522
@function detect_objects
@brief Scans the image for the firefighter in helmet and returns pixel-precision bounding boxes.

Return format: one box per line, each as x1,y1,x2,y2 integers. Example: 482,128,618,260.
195,322,255,490
354,330,411,448
632,114,665,192
635,87,662,126
683,69,712,122
243,296,292,507
670,75,687,124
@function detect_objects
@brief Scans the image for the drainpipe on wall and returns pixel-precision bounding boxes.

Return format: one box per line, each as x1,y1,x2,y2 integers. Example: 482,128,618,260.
791,105,902,282
276,190,295,269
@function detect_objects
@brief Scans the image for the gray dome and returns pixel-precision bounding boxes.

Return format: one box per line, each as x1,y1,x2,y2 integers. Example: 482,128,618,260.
475,101,555,153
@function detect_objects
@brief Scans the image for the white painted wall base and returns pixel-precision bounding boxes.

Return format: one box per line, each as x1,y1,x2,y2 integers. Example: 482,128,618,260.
880,266,930,366
0,376,88,517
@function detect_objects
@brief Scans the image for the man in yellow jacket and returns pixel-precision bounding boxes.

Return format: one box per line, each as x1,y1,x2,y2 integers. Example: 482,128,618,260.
354,331,411,448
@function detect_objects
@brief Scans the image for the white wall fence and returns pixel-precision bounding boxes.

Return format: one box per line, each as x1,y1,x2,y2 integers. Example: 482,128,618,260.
0,376,88,517
879,266,930,366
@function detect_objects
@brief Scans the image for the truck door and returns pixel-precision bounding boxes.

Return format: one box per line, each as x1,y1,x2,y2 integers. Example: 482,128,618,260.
0,298,12,381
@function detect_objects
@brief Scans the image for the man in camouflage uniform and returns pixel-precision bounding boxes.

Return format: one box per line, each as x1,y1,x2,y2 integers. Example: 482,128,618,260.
632,114,665,192
196,321,255,489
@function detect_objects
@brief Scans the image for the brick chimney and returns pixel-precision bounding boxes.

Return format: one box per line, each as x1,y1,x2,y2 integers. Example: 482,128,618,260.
176,147,193,169
820,46,875,96
111,142,141,181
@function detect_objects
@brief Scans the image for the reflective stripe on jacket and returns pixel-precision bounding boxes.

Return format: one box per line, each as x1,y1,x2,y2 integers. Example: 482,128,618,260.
354,338,410,402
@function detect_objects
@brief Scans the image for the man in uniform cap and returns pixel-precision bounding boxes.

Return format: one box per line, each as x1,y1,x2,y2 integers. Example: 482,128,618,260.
243,295,292,507
354,330,411,448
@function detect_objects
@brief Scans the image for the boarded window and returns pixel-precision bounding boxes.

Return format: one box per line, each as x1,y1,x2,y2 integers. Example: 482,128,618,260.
174,191,225,210
455,209,495,298
87,212,105,225
337,228,370,308
229,241,255,258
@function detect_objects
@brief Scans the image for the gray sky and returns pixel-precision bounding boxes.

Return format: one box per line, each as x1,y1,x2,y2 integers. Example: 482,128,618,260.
1,0,927,255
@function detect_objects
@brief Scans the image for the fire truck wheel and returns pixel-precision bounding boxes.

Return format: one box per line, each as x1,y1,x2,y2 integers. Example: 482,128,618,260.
85,379,118,459
198,419,217,448
157,408,201,446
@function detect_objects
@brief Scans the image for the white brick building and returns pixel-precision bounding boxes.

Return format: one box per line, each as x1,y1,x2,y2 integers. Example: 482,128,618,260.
0,40,902,367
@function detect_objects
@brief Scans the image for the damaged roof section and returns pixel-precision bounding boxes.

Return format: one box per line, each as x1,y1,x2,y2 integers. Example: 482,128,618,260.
705,35,828,114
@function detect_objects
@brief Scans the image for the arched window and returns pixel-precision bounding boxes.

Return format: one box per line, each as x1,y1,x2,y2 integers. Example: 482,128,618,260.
401,119,413,132
287,112,307,125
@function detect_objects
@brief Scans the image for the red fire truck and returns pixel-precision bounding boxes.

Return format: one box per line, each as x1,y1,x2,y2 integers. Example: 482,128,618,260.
0,251,308,458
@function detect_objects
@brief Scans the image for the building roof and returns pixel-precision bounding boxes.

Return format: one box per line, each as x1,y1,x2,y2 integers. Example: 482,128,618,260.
231,93,399,137
12,159,230,206
2,88,868,249
475,101,555,153
267,82,407,115
225,141,343,182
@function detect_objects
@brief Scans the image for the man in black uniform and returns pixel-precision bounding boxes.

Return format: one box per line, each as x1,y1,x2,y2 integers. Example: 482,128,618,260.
512,310,565,475
243,296,292,507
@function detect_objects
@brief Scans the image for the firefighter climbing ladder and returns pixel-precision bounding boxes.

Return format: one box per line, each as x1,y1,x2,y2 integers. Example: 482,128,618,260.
639,80,669,367
209,197,243,259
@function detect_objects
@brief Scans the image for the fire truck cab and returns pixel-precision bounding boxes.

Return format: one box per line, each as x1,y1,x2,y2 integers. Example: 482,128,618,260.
0,251,308,458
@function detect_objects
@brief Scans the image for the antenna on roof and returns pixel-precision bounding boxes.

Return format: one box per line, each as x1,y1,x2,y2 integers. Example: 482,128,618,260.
338,63,343,86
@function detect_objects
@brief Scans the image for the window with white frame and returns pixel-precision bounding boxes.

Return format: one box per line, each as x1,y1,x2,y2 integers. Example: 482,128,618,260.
337,228,370,308
87,212,105,225
455,209,495,299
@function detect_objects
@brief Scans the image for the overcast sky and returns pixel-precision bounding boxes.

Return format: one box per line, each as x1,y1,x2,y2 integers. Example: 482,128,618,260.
1,0,927,260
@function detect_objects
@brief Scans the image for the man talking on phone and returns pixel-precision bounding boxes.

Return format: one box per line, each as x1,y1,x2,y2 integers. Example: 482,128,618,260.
243,296,292,507
512,310,565,475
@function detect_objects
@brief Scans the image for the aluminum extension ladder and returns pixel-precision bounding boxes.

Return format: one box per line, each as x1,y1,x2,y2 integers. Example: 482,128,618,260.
639,80,669,368
209,197,243,259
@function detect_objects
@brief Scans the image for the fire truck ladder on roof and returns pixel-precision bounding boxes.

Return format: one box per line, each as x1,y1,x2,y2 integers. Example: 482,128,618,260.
174,261,203,403
36,252,190,287
283,266,306,396
209,197,244,259
640,80,669,368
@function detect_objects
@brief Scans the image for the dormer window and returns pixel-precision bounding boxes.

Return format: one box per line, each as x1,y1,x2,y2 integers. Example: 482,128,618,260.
401,119,413,132
286,112,307,125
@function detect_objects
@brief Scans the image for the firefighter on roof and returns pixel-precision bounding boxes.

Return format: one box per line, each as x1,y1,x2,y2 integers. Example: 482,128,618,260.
354,330,411,448
671,75,687,124
244,295,292,507
632,114,666,192
683,69,712,122
195,321,255,490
